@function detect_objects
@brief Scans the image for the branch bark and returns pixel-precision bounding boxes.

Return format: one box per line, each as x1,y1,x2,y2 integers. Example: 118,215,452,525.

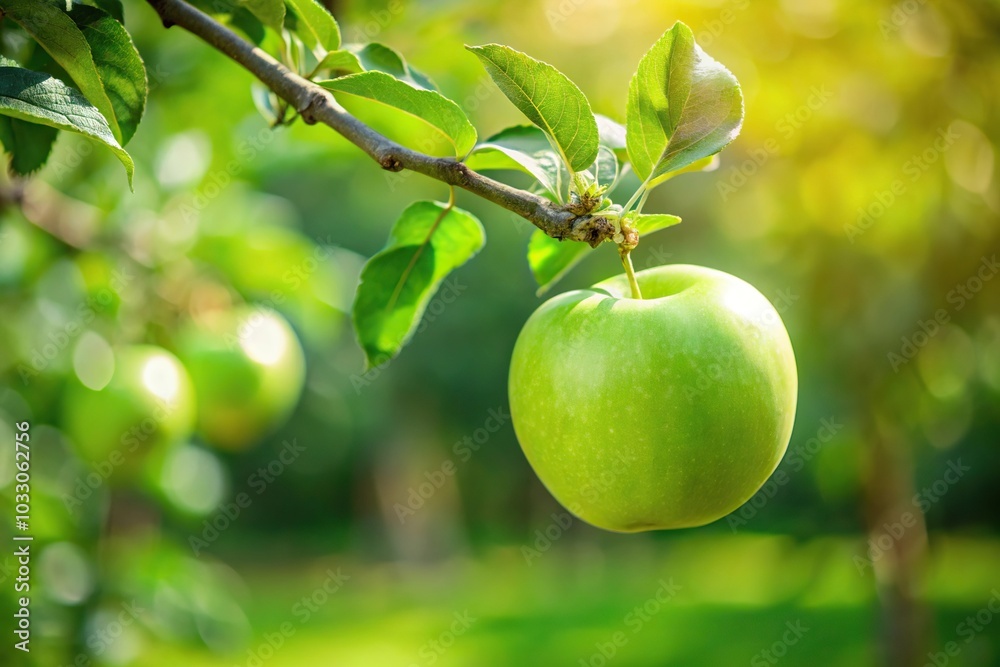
143,0,613,246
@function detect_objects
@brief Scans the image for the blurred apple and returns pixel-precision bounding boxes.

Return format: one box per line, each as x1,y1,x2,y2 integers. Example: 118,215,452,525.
176,307,305,450
62,345,196,473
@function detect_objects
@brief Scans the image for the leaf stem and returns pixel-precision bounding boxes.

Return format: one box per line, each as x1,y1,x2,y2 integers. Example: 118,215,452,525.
619,245,642,300
622,183,648,216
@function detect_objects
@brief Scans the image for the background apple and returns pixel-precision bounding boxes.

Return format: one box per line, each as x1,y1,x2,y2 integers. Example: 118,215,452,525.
176,306,306,450
508,264,798,531
62,345,196,474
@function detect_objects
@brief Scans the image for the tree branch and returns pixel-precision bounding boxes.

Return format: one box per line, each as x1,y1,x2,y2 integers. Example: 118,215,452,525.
143,0,613,246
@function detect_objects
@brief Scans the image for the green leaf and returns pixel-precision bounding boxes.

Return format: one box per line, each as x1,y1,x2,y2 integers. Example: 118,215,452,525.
241,0,285,33
588,145,619,190
353,201,485,368
596,114,627,151
630,212,682,236
350,43,436,90
2,0,123,142
251,83,281,125
85,0,124,23
0,62,133,186
313,49,364,76
188,0,267,44
284,0,340,53
467,44,599,173
465,125,564,201
68,4,148,146
0,116,58,175
626,21,743,188
528,230,593,295
319,71,476,157
647,154,719,187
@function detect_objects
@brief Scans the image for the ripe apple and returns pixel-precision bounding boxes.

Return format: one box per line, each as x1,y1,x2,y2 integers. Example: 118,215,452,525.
175,307,306,450
508,264,797,531
62,345,196,473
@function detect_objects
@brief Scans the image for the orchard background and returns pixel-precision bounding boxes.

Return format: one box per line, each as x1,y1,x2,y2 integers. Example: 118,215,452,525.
1,0,999,666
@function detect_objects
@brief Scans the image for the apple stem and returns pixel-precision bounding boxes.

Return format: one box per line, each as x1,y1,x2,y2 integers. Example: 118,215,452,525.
619,246,643,299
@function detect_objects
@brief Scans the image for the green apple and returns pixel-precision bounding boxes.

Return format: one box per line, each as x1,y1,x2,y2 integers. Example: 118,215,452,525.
508,264,797,532
62,345,196,472
176,307,305,450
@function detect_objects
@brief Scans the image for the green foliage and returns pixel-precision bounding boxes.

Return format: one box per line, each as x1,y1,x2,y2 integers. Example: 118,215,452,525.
312,49,364,76
350,42,436,90
632,212,682,235
465,125,564,201
242,0,285,34
66,4,147,145
626,22,743,189
595,114,627,154
467,44,599,173
527,230,593,295
319,71,476,157
86,0,125,23
188,0,267,44
0,116,58,175
0,60,133,185
1,3,998,665
0,0,145,182
0,1,744,372
283,0,340,52
353,201,485,368
3,0,121,143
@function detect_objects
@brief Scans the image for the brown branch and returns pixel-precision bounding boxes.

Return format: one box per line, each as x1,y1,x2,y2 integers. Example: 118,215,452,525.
142,0,613,246
0,180,99,248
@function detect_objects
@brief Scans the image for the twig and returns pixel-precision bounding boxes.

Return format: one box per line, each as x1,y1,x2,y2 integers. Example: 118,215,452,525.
143,0,614,246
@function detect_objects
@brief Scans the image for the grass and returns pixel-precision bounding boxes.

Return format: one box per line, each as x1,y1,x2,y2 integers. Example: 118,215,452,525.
134,533,1000,666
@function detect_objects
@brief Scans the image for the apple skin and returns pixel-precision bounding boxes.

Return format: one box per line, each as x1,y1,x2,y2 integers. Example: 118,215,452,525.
508,264,797,532
62,346,196,472
176,307,306,450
